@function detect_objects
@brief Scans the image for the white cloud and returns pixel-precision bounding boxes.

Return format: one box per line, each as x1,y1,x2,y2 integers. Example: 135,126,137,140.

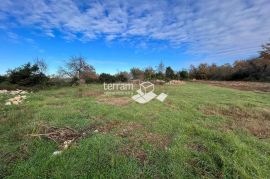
0,0,270,60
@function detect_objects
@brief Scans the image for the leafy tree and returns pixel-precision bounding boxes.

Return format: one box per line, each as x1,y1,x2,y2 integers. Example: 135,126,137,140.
99,73,116,83
144,67,155,80
130,68,144,80
189,65,197,79
165,66,175,80
197,63,208,79
207,64,218,80
7,63,48,86
115,71,129,82
260,42,270,59
179,70,189,80
0,75,7,83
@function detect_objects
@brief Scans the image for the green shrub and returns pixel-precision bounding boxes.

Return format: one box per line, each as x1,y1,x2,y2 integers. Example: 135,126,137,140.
98,73,116,83
0,75,7,83
8,63,48,86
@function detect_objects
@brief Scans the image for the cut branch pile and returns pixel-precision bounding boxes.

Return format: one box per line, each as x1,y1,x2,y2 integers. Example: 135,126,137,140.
29,124,82,150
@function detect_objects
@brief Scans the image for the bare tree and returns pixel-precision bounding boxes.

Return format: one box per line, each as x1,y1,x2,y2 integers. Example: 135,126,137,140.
260,42,270,59
58,56,96,79
156,61,165,74
34,58,47,74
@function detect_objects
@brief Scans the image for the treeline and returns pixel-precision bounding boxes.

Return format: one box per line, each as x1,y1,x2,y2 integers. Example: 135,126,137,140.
0,42,269,89
189,43,270,81
57,57,189,84
0,56,188,89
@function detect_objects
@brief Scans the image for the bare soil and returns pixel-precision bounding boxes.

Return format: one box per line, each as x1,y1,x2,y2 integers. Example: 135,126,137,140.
195,80,270,92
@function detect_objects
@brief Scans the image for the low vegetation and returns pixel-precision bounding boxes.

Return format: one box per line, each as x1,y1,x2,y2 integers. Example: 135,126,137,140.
1,83,270,178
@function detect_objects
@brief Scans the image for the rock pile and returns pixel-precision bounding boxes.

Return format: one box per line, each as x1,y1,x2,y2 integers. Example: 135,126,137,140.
5,95,27,105
167,80,186,85
1,89,28,105
152,79,166,85
0,89,28,95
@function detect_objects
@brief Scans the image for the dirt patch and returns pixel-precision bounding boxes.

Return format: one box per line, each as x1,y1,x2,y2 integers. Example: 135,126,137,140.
188,143,208,153
195,80,270,92
119,143,148,163
29,120,171,162
201,105,270,138
96,97,131,106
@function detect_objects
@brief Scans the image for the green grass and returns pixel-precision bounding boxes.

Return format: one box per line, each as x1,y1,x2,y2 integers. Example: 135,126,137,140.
1,83,270,178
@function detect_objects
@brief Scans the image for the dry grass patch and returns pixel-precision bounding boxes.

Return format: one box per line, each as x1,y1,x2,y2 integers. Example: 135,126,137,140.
96,96,131,106
201,105,270,138
82,91,103,97
196,80,270,92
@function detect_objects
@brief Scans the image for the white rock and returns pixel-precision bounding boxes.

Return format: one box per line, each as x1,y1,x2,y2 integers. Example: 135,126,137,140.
63,144,69,149
52,151,62,156
5,102,11,105
12,101,19,105
21,95,27,99
94,129,99,133
14,96,21,100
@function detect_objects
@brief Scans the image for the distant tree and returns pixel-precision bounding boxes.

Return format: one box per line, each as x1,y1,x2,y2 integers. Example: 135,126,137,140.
130,68,144,80
7,63,48,86
260,42,270,59
34,58,48,74
165,66,175,80
144,67,155,80
208,63,218,80
179,70,189,80
156,61,165,74
187,41,270,82
189,65,197,79
231,60,250,80
197,63,208,79
217,63,233,80
0,75,7,83
99,73,116,83
58,56,96,80
115,71,129,82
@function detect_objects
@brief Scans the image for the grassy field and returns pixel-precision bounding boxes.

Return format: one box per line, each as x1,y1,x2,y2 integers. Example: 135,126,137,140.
1,82,270,178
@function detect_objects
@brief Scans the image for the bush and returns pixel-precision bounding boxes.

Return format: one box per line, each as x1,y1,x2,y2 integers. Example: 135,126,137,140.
0,75,7,83
47,77,70,87
0,81,19,90
115,73,128,82
99,73,116,83
85,77,97,84
8,63,48,86
180,70,189,80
